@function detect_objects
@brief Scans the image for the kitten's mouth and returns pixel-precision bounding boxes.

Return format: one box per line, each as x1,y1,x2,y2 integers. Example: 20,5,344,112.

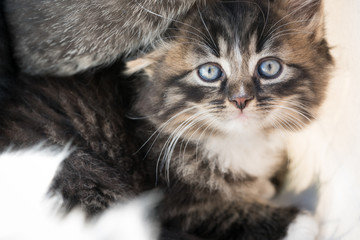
227,110,260,126
227,111,252,124
235,109,254,119
236,111,247,119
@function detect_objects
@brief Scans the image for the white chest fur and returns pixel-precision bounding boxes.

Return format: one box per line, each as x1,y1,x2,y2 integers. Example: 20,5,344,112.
203,130,285,178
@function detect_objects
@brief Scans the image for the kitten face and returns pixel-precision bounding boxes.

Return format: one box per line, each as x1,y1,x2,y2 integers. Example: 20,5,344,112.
130,0,332,137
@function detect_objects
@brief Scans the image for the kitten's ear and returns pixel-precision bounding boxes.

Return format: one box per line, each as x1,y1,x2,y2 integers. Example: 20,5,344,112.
282,0,325,40
125,57,154,76
125,50,163,77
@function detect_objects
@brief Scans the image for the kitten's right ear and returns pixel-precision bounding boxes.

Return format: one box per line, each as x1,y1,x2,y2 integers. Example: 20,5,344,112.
278,0,325,41
282,0,324,26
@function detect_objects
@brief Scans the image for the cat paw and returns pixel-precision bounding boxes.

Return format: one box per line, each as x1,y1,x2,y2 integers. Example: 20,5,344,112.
283,212,318,240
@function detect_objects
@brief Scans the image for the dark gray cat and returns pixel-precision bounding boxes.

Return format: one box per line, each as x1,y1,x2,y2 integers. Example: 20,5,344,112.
0,0,333,239
4,0,204,75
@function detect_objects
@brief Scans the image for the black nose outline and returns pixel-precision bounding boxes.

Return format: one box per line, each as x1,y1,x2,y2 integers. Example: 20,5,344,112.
228,95,254,110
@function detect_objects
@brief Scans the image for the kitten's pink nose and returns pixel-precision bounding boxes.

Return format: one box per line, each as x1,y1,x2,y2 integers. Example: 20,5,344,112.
229,95,254,110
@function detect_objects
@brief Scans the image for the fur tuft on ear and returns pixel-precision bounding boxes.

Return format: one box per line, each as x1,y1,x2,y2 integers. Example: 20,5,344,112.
125,49,166,76
285,0,322,16
282,0,325,40
125,58,154,76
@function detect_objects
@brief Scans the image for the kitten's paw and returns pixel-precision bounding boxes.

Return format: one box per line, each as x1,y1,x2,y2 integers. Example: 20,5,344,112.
283,212,318,240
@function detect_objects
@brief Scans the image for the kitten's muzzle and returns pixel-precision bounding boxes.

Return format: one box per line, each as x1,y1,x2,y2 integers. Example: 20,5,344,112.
228,95,254,111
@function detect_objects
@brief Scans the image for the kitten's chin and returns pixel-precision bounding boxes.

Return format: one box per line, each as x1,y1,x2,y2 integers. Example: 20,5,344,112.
218,113,264,135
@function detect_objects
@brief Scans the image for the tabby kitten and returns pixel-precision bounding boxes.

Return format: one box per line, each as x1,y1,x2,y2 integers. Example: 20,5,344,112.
3,0,205,75
127,0,332,239
0,0,332,240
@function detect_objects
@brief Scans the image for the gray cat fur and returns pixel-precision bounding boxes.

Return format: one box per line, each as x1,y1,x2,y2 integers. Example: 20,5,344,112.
4,0,205,76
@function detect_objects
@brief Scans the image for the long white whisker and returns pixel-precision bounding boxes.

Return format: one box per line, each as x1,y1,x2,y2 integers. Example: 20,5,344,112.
274,105,312,122
196,4,220,56
265,19,313,41
195,118,218,163
166,28,216,48
272,99,315,119
177,42,216,50
157,109,212,184
273,110,306,131
152,36,213,49
270,111,297,132
269,114,291,137
180,114,215,161
167,113,213,181
137,106,197,157
163,110,212,162
266,29,313,43
256,105,292,137
267,1,318,34
258,103,297,132
259,0,270,40
136,2,213,45
178,115,206,157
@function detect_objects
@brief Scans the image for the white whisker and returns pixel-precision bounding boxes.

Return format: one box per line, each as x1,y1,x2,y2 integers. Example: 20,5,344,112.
259,0,270,40
271,111,298,132
152,36,213,49
196,4,220,56
136,2,213,47
178,116,207,158
273,110,306,131
166,28,216,48
177,41,215,50
157,109,212,184
265,112,291,138
137,106,198,157
257,100,309,131
265,29,313,43
273,99,315,119
267,1,319,34
180,113,216,162
274,104,312,122
265,19,313,41
195,119,217,163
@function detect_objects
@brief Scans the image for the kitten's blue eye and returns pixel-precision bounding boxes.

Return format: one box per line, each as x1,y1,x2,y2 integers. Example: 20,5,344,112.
257,58,282,79
198,63,223,82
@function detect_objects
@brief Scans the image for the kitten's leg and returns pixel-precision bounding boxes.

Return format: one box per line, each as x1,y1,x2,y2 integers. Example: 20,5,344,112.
50,150,143,215
160,191,318,240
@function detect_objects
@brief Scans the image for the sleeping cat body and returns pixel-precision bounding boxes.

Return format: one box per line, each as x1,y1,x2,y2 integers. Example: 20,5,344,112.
0,0,332,239
3,0,205,75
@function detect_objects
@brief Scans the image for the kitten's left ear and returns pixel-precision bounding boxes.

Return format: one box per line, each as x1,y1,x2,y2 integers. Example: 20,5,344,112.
283,0,325,40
